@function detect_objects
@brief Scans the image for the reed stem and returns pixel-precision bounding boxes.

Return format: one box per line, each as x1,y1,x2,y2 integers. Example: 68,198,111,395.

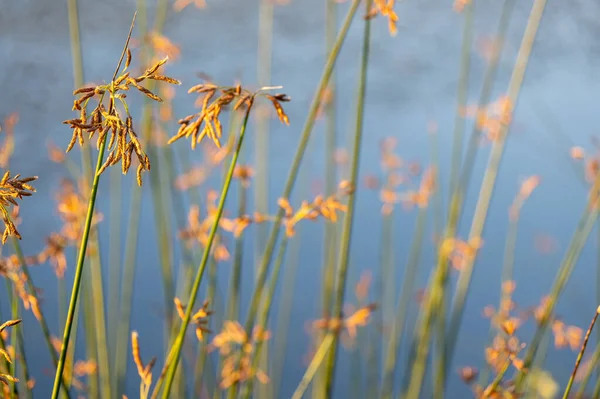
323,1,371,393
161,101,255,398
563,306,600,399
50,15,136,398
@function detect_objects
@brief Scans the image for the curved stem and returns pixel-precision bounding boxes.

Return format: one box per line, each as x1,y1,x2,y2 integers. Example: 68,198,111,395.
51,14,136,398
160,103,254,398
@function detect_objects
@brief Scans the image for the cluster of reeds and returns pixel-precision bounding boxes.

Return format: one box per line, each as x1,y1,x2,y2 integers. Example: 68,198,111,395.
4,0,600,398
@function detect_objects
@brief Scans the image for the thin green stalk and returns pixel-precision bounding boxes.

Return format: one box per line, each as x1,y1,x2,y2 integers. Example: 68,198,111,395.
321,0,339,318
51,15,136,398
593,367,600,398
514,190,600,391
478,188,527,387
88,244,110,398
380,208,428,398
113,181,143,397
291,333,335,399
107,161,122,365
11,238,71,398
323,2,371,394
240,236,289,399
432,5,473,396
193,256,218,397
254,0,274,279
242,0,362,344
161,102,254,398
271,228,302,399
271,146,311,399
226,186,247,323
370,211,393,397
448,0,474,196
563,306,600,399
407,1,546,396
574,340,600,398
598,220,600,384
6,281,19,398
82,270,98,399
52,142,106,399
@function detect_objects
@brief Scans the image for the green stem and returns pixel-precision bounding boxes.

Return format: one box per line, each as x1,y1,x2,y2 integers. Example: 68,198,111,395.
161,102,254,398
407,0,545,395
380,208,428,398
11,237,72,397
51,14,136,397
241,0,362,348
323,1,371,394
563,306,600,399
291,333,335,399
240,236,289,399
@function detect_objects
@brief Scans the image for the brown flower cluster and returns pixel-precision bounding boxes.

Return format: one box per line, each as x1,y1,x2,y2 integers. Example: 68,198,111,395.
0,170,37,243
174,298,213,341
209,321,271,389
64,48,180,186
366,0,399,36
131,331,157,399
0,319,21,387
168,83,290,149
278,180,352,238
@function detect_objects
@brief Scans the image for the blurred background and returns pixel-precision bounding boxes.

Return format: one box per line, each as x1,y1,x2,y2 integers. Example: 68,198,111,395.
1,0,600,397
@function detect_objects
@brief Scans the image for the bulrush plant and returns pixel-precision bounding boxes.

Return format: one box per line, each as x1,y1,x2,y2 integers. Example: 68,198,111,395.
159,82,290,398
5,1,600,398
0,171,37,244
51,13,180,399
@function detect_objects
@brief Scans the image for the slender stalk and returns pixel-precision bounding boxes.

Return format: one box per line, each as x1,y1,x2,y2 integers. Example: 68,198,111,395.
271,225,302,399
226,186,247,323
241,0,362,349
7,281,19,398
161,102,254,398
291,333,335,399
81,274,98,399
514,185,600,391
240,236,289,399
563,306,600,399
51,15,136,398
593,367,600,398
448,0,474,197
10,237,72,398
254,0,274,278
380,208,428,398
107,155,122,364
192,256,218,397
407,1,546,396
317,10,340,397
323,2,371,394
88,245,110,397
574,340,600,398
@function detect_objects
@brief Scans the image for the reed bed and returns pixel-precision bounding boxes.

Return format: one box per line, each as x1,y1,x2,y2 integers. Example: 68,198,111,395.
1,1,599,398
